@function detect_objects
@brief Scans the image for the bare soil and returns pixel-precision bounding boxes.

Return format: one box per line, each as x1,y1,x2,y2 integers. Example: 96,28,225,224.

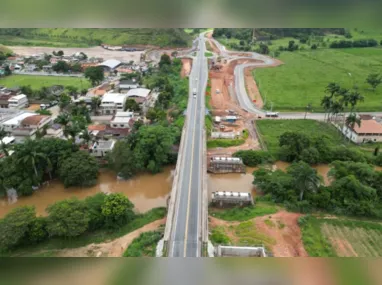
55,218,165,257
181,58,192,78
209,210,308,257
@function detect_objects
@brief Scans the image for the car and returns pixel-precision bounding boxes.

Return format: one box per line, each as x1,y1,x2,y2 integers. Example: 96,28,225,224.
193,95,196,98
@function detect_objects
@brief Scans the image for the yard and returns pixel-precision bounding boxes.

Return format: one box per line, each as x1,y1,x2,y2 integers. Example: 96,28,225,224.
256,119,344,155
254,47,382,111
300,216,382,257
0,75,91,90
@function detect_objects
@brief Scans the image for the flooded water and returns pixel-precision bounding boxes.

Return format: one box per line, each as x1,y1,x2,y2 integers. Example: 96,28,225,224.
0,167,175,218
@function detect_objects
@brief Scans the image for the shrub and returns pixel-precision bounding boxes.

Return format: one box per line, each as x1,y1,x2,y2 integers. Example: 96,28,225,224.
101,193,135,229
233,150,274,166
85,193,107,231
300,147,320,164
210,227,231,245
123,231,162,257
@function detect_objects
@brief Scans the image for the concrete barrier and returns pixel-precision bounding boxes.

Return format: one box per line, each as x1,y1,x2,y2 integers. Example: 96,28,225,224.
216,245,267,257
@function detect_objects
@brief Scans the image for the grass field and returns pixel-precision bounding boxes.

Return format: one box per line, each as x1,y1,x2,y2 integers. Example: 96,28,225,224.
256,119,344,155
0,28,192,48
254,47,382,111
207,138,245,149
300,215,382,257
209,203,278,221
0,75,91,90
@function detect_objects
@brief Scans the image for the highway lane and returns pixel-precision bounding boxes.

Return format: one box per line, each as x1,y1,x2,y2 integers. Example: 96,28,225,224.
169,35,207,257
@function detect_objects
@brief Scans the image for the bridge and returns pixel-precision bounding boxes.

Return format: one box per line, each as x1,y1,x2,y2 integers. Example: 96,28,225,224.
163,34,209,257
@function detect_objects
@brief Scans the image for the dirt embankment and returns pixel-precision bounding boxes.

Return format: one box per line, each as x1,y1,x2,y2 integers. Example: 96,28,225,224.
54,218,165,257
210,210,308,257
181,58,192,78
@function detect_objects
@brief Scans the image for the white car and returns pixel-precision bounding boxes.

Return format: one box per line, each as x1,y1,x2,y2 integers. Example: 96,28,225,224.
193,95,196,98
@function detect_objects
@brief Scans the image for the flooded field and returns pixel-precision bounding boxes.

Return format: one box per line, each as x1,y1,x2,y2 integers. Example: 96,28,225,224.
0,167,175,218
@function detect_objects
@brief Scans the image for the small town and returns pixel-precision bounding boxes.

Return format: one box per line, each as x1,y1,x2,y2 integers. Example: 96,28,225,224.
0,26,382,284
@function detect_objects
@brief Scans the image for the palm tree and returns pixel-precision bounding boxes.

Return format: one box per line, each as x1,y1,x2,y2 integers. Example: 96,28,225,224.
0,127,10,157
54,113,71,127
321,96,332,122
348,90,364,112
329,100,344,123
325,82,341,98
64,123,81,141
288,162,321,201
345,113,361,142
91,96,101,114
80,129,94,146
17,140,47,180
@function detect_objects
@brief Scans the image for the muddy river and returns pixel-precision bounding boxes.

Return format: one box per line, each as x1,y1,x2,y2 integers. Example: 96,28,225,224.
0,162,380,218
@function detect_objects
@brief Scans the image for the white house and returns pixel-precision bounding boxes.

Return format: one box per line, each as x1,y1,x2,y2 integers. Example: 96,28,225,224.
45,124,65,139
110,111,134,129
89,140,116,157
8,94,29,109
126,88,151,104
100,92,128,115
0,112,36,132
12,115,52,143
341,119,382,144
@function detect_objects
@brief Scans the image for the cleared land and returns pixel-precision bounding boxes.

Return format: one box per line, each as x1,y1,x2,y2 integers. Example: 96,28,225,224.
0,75,91,89
256,119,344,155
301,216,382,257
254,48,382,111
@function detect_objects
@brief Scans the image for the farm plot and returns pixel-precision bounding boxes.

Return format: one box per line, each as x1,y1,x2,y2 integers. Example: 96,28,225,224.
321,220,382,257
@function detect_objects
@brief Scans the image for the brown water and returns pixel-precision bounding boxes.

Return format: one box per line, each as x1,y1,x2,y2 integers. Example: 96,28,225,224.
0,167,175,218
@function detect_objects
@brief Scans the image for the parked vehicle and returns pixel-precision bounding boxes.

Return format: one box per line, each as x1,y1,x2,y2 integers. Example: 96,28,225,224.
265,112,279,118
193,88,197,95
40,104,48,110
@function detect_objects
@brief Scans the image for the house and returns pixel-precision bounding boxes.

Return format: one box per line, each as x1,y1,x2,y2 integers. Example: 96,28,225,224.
126,88,151,104
0,112,36,132
45,124,64,139
97,59,122,72
8,94,28,109
100,92,128,115
110,111,134,129
0,94,12,108
89,140,116,157
11,115,52,142
341,119,382,144
6,87,21,96
119,78,139,91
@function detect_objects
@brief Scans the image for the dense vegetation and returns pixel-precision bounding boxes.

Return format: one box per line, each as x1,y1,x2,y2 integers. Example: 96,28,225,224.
253,160,382,218
233,150,274,166
207,138,245,149
209,203,278,221
123,230,163,257
0,28,192,47
108,56,188,179
0,193,136,252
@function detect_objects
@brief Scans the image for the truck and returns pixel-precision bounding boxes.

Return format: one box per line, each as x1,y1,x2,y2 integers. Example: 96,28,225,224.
265,112,279,118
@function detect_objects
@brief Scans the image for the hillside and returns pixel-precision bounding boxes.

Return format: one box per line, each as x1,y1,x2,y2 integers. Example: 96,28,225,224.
0,28,192,48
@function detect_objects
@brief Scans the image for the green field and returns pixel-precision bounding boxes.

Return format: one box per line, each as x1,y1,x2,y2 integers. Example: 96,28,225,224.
256,119,344,155
254,47,382,111
300,215,382,257
0,28,192,48
0,75,91,90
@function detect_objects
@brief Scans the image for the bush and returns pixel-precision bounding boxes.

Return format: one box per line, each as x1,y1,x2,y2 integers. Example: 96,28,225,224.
209,204,277,221
46,198,90,238
233,150,274,166
311,44,318,50
207,139,245,148
59,151,99,187
123,231,162,257
25,217,48,244
85,193,107,231
375,154,382,166
210,227,231,245
300,147,320,164
101,193,135,229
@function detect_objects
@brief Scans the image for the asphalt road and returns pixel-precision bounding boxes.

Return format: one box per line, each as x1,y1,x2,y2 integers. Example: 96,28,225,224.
168,35,208,257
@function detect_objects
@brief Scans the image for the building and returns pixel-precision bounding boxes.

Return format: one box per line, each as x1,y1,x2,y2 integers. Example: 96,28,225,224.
211,131,240,139
89,140,116,157
12,115,52,142
97,59,122,72
0,94,12,108
224,116,238,123
119,78,140,91
126,88,151,104
100,92,128,115
0,112,36,132
211,191,253,207
45,124,64,139
341,119,382,143
8,94,28,109
110,111,134,129
208,156,245,173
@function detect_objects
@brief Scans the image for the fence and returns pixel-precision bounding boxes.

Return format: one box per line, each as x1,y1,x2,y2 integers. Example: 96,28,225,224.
253,120,267,151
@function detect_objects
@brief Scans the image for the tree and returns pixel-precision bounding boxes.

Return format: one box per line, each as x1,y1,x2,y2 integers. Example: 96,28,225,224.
325,82,341,98
4,65,11,76
54,112,71,127
108,141,138,179
124,98,140,112
52,61,70,73
287,161,321,201
35,109,52,116
59,151,99,187
17,140,48,180
20,85,33,96
84,193,107,231
65,85,78,97
0,127,10,157
0,206,36,250
91,96,101,113
279,132,310,162
311,44,318,50
321,95,333,122
345,113,361,141
84,66,104,86
300,147,320,165
366,73,382,91
159,54,171,68
80,129,94,145
57,50,64,56
101,193,135,228
233,150,274,166
46,198,90,237
347,90,364,111
70,62,82,73
58,93,71,110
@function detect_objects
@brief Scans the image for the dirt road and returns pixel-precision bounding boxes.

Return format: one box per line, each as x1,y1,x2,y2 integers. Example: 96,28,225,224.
8,46,144,62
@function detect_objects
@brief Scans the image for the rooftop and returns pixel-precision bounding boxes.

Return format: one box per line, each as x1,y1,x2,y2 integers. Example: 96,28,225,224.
21,115,50,126
2,112,35,126
126,88,151,98
91,140,115,150
102,92,128,104
353,119,382,134
98,59,121,69
88,124,107,131
9,94,26,100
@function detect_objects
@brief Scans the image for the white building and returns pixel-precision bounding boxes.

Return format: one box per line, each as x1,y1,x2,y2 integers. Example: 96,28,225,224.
0,112,36,132
12,115,52,143
8,94,29,109
341,119,382,144
126,88,151,104
110,111,134,129
45,124,65,139
100,92,128,115
89,140,116,157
